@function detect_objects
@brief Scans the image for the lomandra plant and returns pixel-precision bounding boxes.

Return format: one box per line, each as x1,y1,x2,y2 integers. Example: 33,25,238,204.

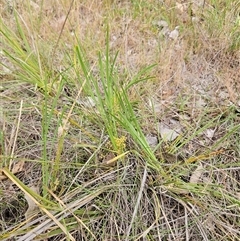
0,11,54,95
1,9,70,197
72,29,166,175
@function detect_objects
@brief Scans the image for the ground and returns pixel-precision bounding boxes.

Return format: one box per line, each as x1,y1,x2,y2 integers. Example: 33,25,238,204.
0,0,240,240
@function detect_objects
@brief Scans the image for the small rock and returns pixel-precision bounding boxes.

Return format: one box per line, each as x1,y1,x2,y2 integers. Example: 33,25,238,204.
204,129,215,139
158,122,181,141
169,26,179,40
146,135,158,148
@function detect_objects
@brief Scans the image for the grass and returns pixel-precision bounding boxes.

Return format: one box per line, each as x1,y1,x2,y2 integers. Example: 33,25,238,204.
0,0,240,240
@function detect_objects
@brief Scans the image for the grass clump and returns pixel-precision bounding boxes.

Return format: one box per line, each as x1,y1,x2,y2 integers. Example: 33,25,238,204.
0,0,240,240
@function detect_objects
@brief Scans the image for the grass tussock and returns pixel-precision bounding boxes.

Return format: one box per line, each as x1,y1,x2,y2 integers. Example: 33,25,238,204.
0,0,240,240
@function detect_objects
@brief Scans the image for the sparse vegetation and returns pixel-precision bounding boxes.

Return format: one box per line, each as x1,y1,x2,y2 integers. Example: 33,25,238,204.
0,0,240,240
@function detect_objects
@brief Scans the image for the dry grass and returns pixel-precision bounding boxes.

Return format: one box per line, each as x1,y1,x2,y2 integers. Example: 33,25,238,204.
1,0,240,240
